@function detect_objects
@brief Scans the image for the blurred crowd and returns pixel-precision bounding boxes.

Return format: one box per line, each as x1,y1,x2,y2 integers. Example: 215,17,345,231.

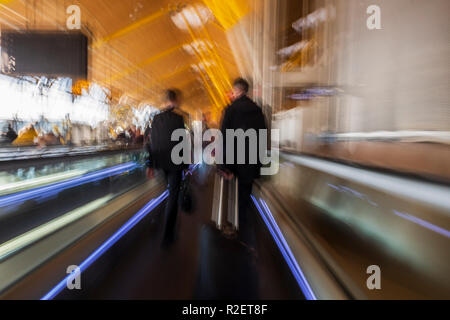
0,120,149,149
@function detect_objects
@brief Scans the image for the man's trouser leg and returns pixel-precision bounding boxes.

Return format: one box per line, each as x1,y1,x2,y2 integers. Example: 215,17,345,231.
163,170,182,243
238,180,256,248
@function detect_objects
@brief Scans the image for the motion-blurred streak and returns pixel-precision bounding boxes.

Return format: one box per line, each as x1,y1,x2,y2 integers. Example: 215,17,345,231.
0,162,140,209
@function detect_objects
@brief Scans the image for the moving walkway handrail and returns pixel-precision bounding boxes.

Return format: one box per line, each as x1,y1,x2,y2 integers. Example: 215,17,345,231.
0,148,145,197
0,145,142,164
253,152,450,299
0,174,167,299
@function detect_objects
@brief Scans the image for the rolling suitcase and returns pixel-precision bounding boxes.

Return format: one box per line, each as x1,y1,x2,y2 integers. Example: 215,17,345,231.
211,173,239,234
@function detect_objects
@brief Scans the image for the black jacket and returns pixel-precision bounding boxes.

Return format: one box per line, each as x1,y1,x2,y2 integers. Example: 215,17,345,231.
146,107,187,171
6,129,18,143
220,95,268,183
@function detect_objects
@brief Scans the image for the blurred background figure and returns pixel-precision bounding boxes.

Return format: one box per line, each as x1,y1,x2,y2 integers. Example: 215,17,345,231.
146,89,187,247
144,123,152,145
5,124,18,143
12,124,38,147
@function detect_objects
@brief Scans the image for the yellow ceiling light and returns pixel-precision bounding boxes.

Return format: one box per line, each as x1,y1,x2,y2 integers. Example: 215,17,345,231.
202,0,249,30
182,40,213,56
179,10,229,108
191,61,216,72
171,4,212,31
191,6,232,90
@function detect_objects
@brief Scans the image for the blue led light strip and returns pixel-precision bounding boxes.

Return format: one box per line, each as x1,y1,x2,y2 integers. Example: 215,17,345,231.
41,190,169,300
0,162,140,208
251,195,317,300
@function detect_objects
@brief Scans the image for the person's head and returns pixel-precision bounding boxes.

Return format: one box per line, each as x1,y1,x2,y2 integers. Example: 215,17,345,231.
164,88,182,108
232,78,249,100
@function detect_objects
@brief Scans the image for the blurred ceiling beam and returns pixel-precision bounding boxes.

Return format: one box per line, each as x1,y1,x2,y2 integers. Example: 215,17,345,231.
105,43,184,84
128,63,193,97
92,7,169,49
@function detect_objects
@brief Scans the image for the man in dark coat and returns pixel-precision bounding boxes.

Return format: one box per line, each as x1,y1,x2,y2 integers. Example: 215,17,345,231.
220,78,268,248
5,124,18,143
146,89,187,246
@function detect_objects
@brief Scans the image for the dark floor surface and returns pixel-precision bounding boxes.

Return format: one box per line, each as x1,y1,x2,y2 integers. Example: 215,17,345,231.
60,165,303,300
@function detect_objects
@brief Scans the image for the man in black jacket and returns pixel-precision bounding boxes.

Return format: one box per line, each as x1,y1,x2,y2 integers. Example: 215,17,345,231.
220,78,268,248
5,124,18,143
146,89,186,246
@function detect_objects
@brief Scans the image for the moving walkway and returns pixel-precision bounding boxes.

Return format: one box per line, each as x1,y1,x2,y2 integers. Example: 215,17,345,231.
0,151,448,300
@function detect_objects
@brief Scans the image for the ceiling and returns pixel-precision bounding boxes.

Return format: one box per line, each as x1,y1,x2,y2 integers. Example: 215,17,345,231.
0,0,244,117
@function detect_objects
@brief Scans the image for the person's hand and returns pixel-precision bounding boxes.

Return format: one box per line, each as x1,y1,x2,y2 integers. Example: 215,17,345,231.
225,172,234,181
219,169,234,181
146,168,154,179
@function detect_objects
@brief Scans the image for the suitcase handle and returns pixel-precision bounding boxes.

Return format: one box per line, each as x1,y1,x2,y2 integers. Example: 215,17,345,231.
212,174,239,232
